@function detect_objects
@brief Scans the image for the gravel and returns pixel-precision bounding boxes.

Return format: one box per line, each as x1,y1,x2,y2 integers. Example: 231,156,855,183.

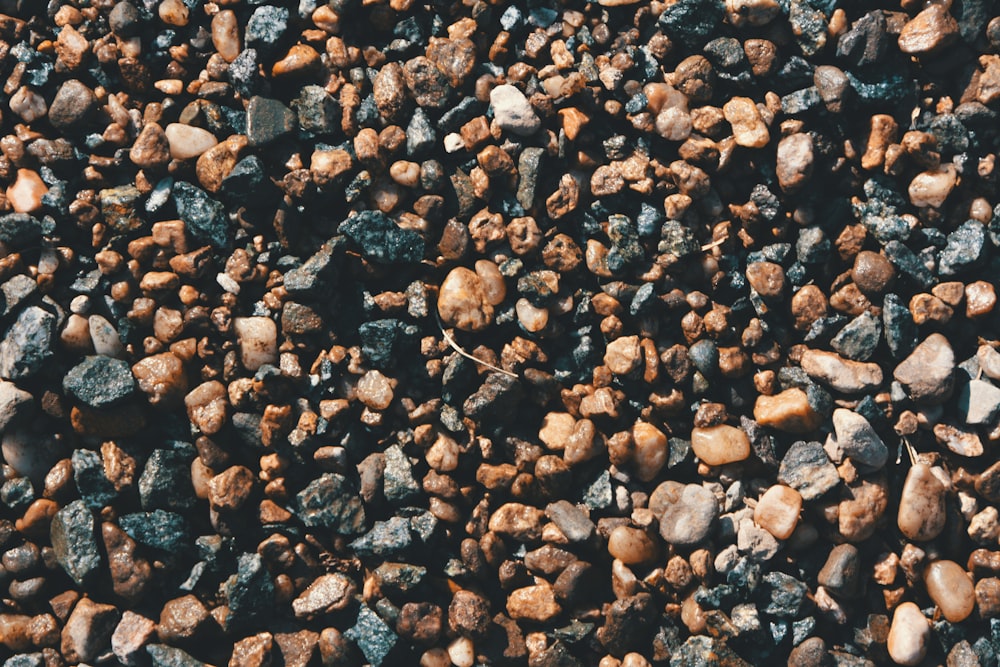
2,0,1000,665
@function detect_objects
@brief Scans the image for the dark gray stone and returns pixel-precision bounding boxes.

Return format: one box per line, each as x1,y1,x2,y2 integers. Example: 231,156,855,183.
146,645,207,667
939,220,985,276
63,355,136,408
292,85,340,134
345,606,398,667
830,311,882,361
223,552,274,631
778,440,840,500
545,500,595,543
0,213,44,248
50,499,101,588
108,1,140,36
339,210,424,264
405,107,435,157
173,181,229,249
138,448,196,512
246,96,297,147
0,306,57,380
295,473,366,535
48,79,96,130
761,571,808,618
349,516,412,557
245,5,289,56
382,445,419,505
883,292,918,359
118,510,190,553
72,448,118,510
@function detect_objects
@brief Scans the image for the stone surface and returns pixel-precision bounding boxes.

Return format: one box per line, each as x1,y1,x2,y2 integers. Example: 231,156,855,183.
507,584,562,623
827,408,887,470
438,267,493,332
61,597,119,663
778,440,840,500
292,573,356,618
651,481,718,546
800,349,883,394
490,84,540,136
898,462,947,541
887,602,929,666
753,388,822,434
924,560,975,622
63,355,136,408
690,424,751,466
893,333,954,404
753,485,801,540
50,499,101,588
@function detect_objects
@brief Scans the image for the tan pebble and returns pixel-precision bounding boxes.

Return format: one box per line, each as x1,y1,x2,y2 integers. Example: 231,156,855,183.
800,349,883,394
357,370,393,410
887,602,929,666
310,149,353,186
632,421,667,482
474,259,506,306
158,0,189,26
838,476,888,542
9,86,47,123
745,261,785,299
539,413,575,450
196,135,246,193
898,4,958,55
129,122,171,169
753,387,822,434
6,169,48,213
389,160,421,187
754,485,801,540
966,281,997,318
421,647,451,667
607,526,659,565
908,165,957,208
184,381,228,435
507,584,561,622
515,298,548,333
897,462,946,541
604,335,641,376
723,96,769,148
447,637,475,667
488,502,545,541
690,424,750,466
924,560,975,622
233,317,278,371
272,44,321,77
164,123,218,160
438,267,493,332
211,10,241,62
933,422,984,457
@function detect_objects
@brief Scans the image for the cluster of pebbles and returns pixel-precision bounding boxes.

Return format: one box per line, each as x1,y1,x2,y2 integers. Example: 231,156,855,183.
2,0,1000,665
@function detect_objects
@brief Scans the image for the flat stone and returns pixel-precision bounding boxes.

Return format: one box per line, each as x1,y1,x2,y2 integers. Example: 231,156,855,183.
778,440,840,500
63,355,136,409
111,611,157,666
800,349,883,394
48,79,96,130
61,597,119,663
893,333,954,405
898,4,959,55
544,500,594,543
50,499,101,588
934,422,984,457
490,84,540,136
246,96,297,147
651,481,718,546
754,485,801,540
959,379,1000,425
828,408,887,470
818,544,860,598
753,387,822,434
690,424,751,466
292,573,356,618
507,584,562,623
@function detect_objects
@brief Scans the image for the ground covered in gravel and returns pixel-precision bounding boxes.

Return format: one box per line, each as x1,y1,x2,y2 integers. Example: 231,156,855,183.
3,0,1000,665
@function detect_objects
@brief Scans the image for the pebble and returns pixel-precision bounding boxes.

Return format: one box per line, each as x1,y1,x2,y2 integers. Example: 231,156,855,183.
924,560,975,622
437,267,494,332
111,611,157,665
753,388,822,434
851,250,895,296
357,370,394,410
800,349,883,394
827,408,887,471
6,169,47,214
507,584,561,622
490,84,541,136
62,597,119,663
607,526,659,564
48,79,96,130
632,421,668,483
604,336,641,376
753,485,801,540
908,166,957,208
650,481,718,546
933,422,984,457
778,440,840,500
233,317,278,372
817,544,860,598
130,123,171,169
690,424,751,466
838,475,888,542
893,333,954,405
887,602,929,666
776,134,813,192
898,4,959,55
292,573,356,618
488,503,545,541
164,124,218,160
722,97,769,148
745,261,785,299
211,11,241,62
897,462,946,541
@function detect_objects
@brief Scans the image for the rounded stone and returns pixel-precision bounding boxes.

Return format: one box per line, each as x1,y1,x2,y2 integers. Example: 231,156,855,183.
924,560,975,623
690,424,751,466
887,602,929,666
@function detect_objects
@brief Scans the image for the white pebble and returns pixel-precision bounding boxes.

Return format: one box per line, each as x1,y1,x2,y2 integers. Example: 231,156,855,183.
233,317,278,371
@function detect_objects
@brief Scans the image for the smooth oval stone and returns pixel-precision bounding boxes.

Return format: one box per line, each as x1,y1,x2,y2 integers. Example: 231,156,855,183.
607,525,659,565
897,463,946,541
924,560,975,622
887,602,929,666
753,387,822,434
165,123,218,160
690,424,751,466
754,484,802,540
632,421,668,483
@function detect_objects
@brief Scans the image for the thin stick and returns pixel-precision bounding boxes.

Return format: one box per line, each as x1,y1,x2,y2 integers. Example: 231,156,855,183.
902,436,917,466
701,236,728,252
436,314,518,379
